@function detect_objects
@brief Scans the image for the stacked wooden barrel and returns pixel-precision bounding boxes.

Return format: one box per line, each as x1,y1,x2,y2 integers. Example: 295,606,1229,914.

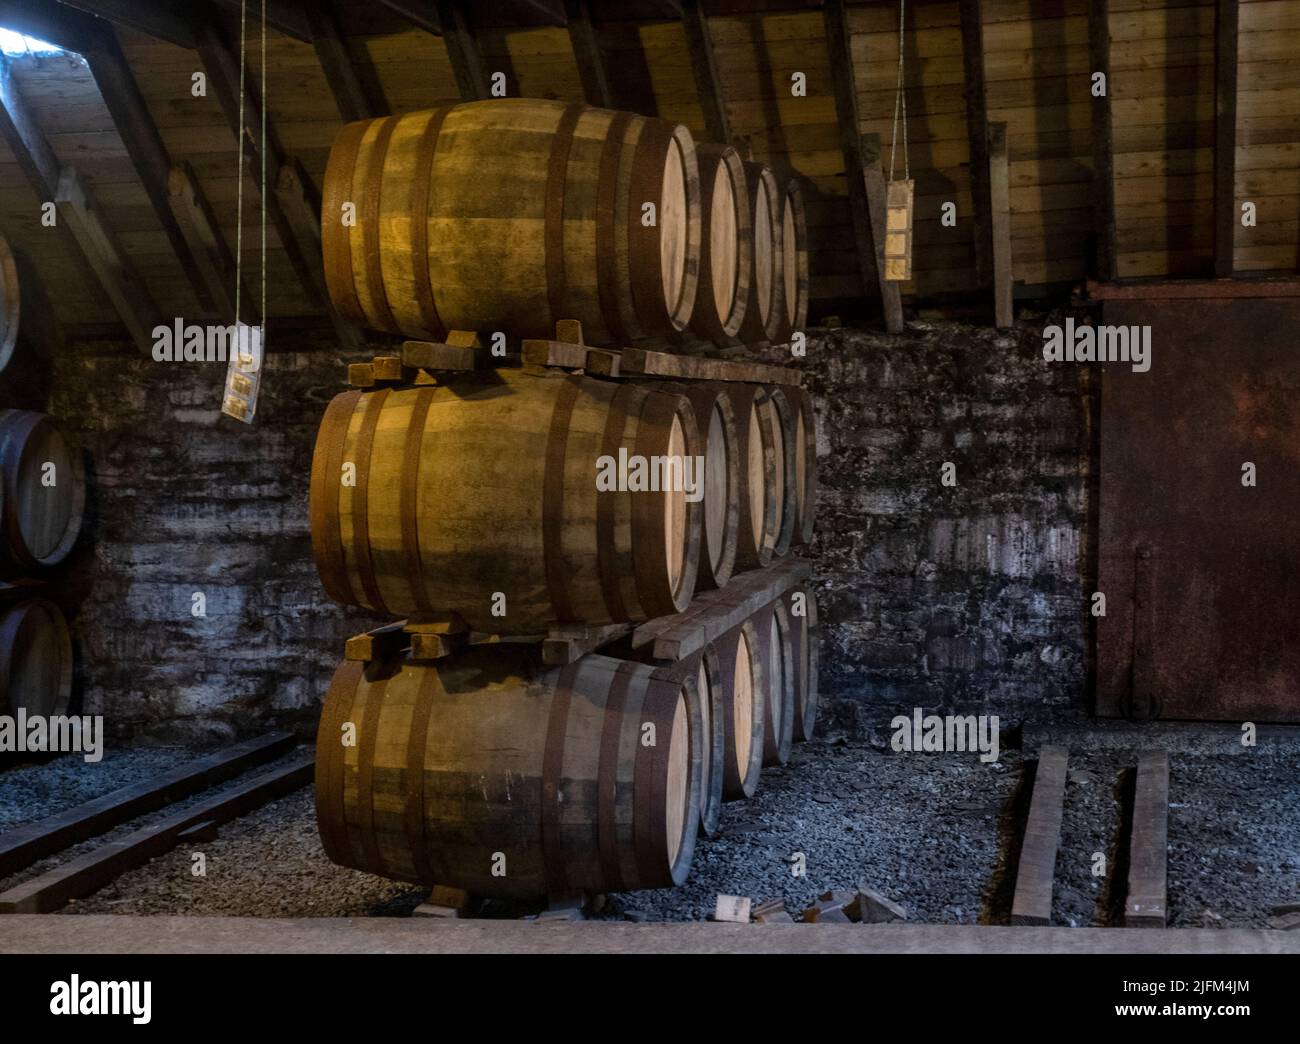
0,266,83,720
311,98,816,902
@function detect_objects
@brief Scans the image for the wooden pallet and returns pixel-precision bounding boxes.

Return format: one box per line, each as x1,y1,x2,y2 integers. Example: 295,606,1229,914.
522,319,802,387
342,561,810,669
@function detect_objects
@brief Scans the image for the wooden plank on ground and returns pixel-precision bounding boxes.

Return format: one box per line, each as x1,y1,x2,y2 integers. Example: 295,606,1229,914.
1010,745,1069,926
0,733,297,878
1125,750,1169,928
631,559,810,662
0,754,314,914
614,346,801,387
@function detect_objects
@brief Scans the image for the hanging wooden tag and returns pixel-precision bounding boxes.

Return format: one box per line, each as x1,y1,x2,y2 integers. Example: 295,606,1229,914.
883,179,914,282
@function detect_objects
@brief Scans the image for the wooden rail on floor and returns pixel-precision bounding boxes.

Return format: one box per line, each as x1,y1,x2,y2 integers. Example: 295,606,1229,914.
1010,745,1069,926
0,732,296,878
1125,750,1170,928
0,754,314,914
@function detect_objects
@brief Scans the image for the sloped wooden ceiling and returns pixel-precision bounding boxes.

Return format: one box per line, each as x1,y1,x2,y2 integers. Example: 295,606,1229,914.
0,0,1295,339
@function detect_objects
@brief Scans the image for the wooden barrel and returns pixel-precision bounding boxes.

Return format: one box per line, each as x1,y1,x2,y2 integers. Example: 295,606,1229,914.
310,370,701,631
323,99,701,346
314,644,702,898
779,178,809,336
0,600,73,718
736,162,785,346
688,144,751,345
0,235,19,375
650,381,738,592
762,386,797,558
723,384,778,572
788,386,817,546
787,583,820,743
757,598,794,767
718,617,765,800
645,643,725,837
0,411,85,572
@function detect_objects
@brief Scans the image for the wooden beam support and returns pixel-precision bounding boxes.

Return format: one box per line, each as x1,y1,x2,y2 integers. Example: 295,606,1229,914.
566,0,613,108
516,0,568,25
306,0,386,122
377,0,443,37
209,0,312,43
193,14,362,348
1010,746,1069,926
680,0,730,144
959,0,992,288
168,161,250,323
437,0,491,101
1125,751,1170,928
0,733,295,877
54,166,160,350
631,558,810,663
1089,0,1117,282
49,0,196,49
72,19,232,314
0,55,159,351
1213,0,1239,279
824,0,902,333
860,135,905,334
988,121,1013,328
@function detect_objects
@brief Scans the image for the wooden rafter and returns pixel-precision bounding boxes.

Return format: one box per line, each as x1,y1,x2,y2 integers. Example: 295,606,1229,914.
0,55,158,350
306,0,386,122
823,0,902,333
376,0,442,37
680,0,730,144
49,0,196,49
1089,0,1117,282
860,135,905,334
958,0,992,289
209,0,311,43
0,2,241,317
77,22,231,314
436,1,491,101
192,12,361,348
1213,0,1239,279
988,121,1013,328
565,0,613,108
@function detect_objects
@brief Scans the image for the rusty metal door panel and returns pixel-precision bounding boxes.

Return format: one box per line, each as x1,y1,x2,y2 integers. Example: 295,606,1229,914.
1096,298,1300,723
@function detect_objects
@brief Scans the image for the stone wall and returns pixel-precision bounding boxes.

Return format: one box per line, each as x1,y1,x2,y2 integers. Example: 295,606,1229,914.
35,339,381,743
10,312,1094,741
765,313,1095,722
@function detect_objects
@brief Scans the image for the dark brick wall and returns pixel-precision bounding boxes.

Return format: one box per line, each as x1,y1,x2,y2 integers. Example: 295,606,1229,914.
19,313,1092,740
744,313,1095,721
39,339,381,743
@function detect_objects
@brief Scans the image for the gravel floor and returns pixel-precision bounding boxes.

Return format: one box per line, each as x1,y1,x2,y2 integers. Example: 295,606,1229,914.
2,729,1296,925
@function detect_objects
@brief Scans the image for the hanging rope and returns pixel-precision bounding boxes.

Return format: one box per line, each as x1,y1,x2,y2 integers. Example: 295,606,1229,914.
233,0,246,331
888,0,909,182
232,0,268,348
